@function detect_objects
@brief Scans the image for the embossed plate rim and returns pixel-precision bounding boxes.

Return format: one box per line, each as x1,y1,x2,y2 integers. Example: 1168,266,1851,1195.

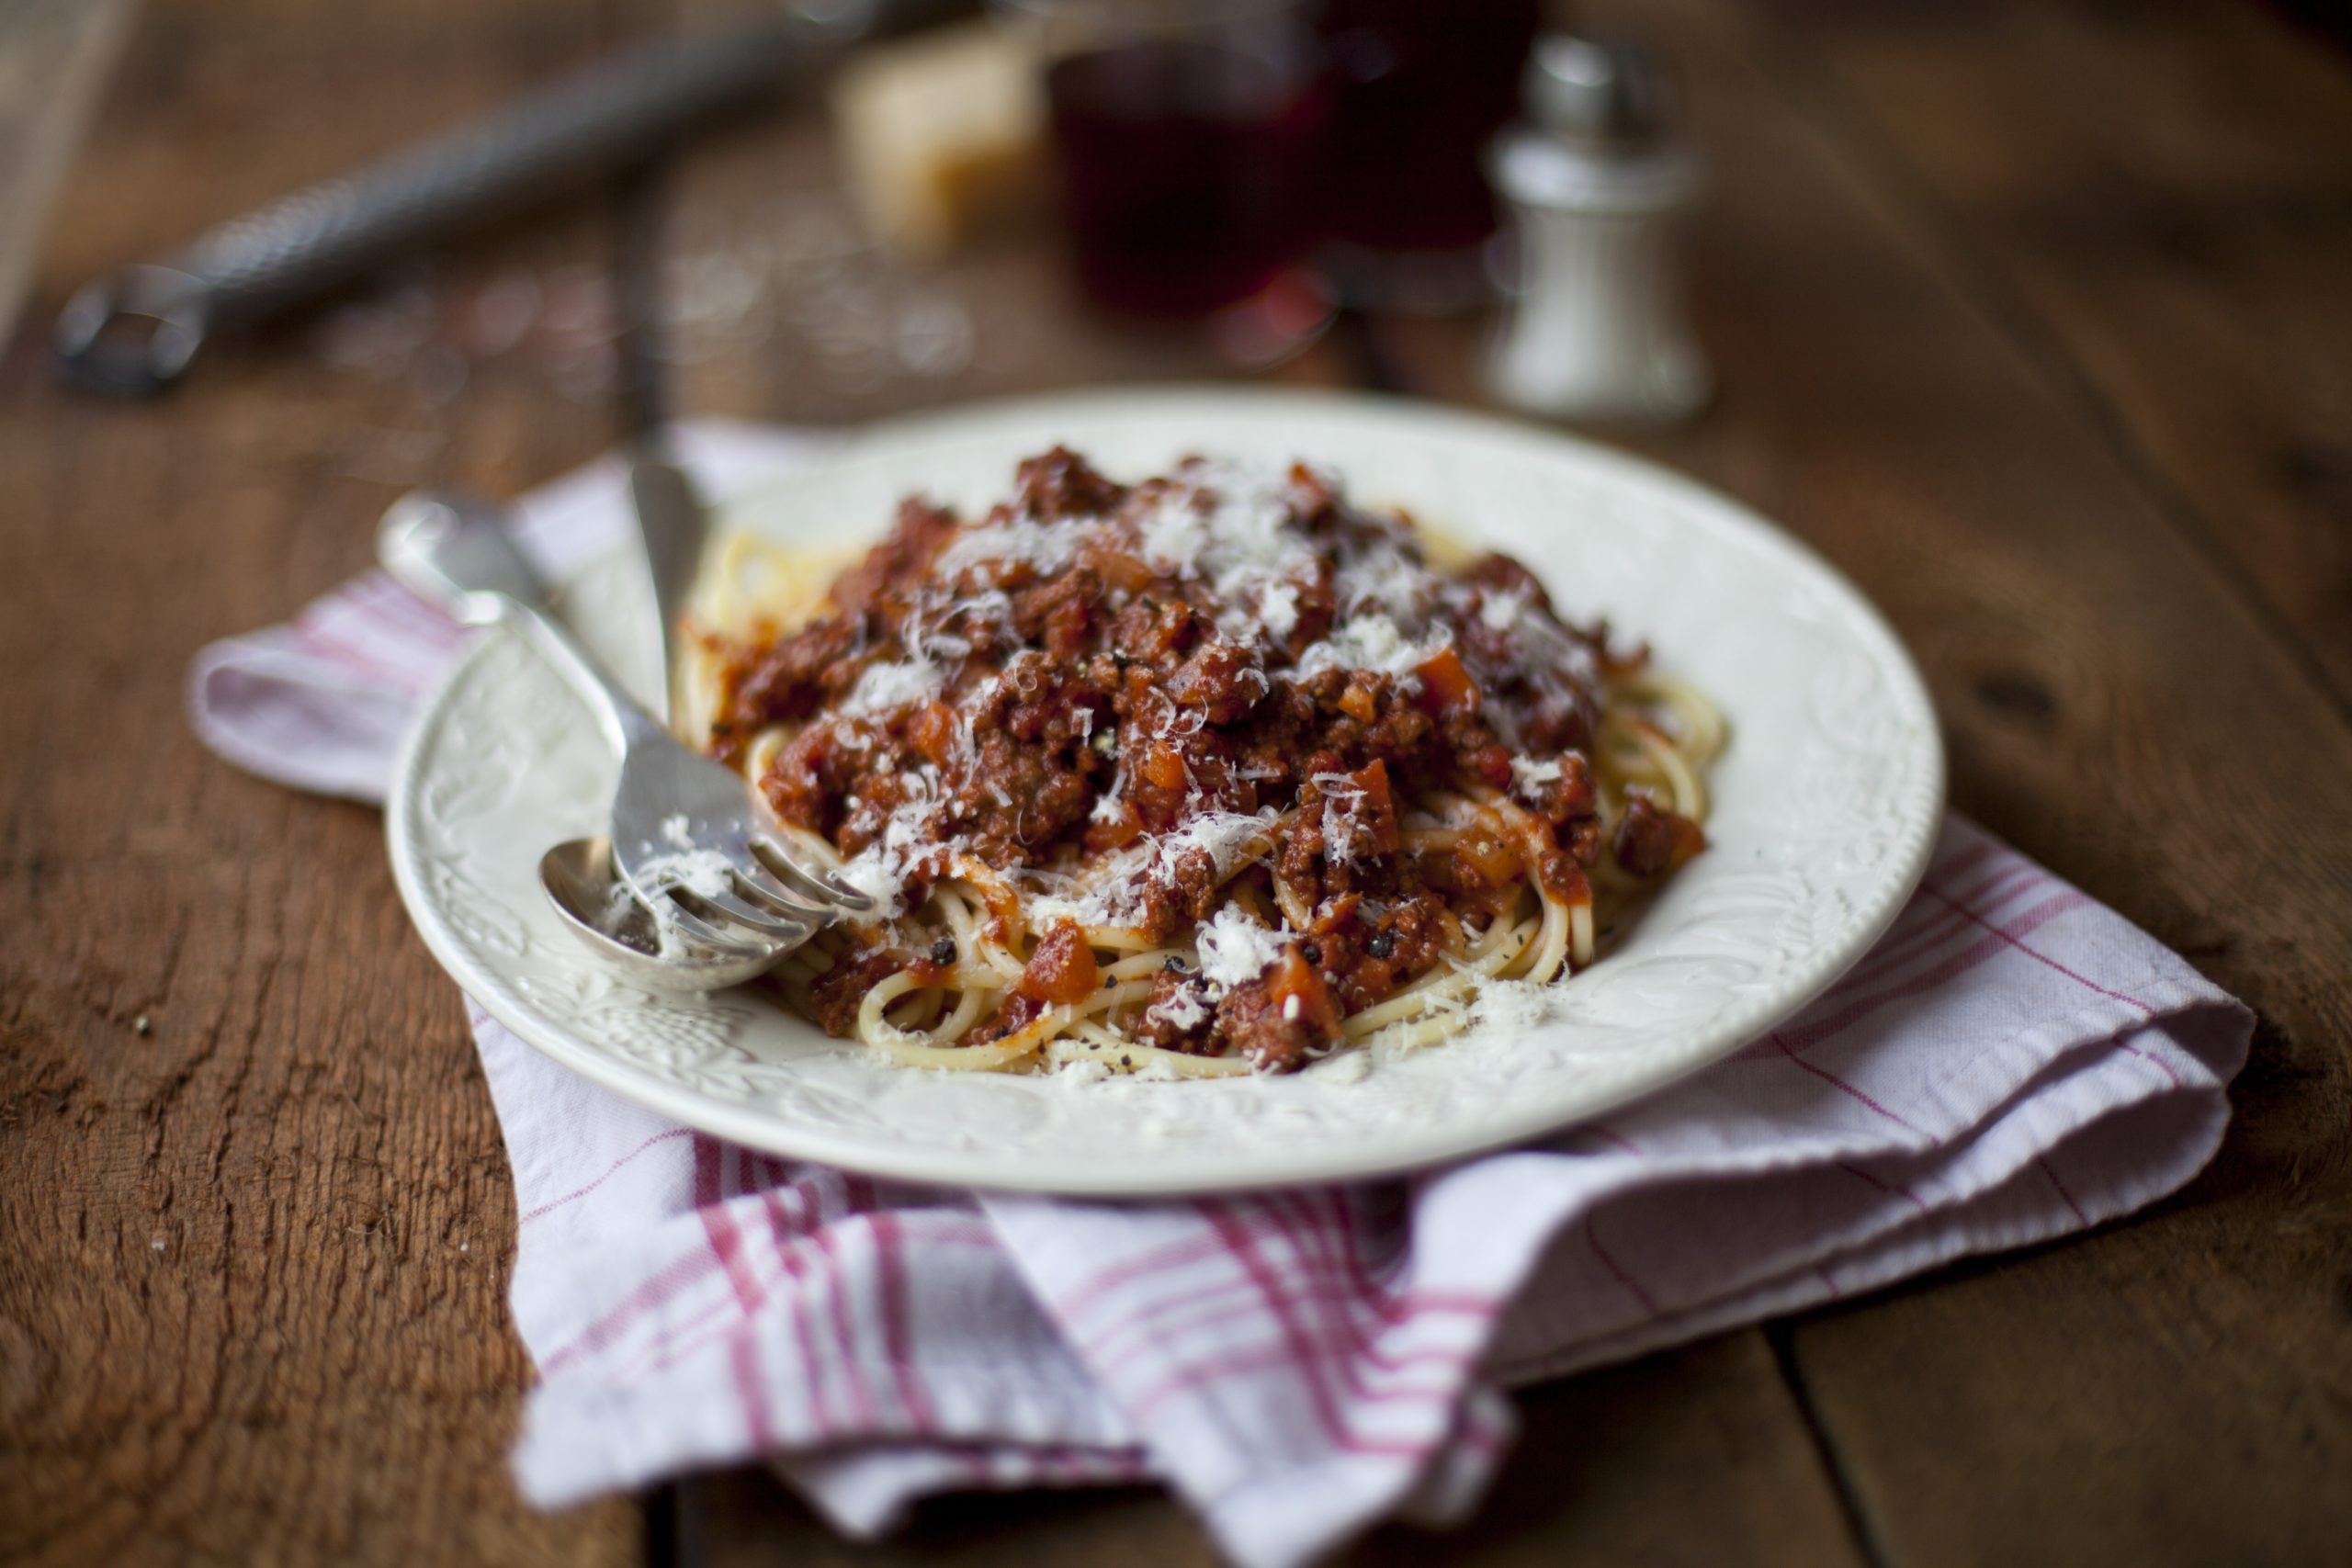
386,387,1945,1195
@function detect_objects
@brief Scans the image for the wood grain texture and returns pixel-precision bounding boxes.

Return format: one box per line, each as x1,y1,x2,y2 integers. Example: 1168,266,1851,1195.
1606,1,2352,1562
0,3,636,1565
5,0,2351,1564
1707,3,2352,1556
1781,0,2352,708
1371,0,2352,1556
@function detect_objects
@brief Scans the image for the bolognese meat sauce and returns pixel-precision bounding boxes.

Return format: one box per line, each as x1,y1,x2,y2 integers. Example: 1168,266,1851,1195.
706,448,1702,1071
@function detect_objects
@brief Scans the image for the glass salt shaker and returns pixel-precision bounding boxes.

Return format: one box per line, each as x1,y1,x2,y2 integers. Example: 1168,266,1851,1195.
1483,36,1707,422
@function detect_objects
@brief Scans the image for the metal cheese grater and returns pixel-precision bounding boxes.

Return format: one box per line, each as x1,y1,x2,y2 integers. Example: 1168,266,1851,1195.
53,2,968,394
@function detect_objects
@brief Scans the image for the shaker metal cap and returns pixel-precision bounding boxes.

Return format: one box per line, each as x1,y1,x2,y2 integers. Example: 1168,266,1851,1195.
1523,35,1674,150
1492,31,1698,212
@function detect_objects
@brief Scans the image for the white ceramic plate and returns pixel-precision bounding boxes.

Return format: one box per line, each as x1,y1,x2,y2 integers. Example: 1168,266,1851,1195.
387,389,1944,1195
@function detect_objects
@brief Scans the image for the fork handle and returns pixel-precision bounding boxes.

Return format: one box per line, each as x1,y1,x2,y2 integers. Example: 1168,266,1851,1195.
377,491,663,754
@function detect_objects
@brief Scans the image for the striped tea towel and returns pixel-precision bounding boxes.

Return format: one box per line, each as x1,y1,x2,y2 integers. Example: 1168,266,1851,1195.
188,423,2252,1568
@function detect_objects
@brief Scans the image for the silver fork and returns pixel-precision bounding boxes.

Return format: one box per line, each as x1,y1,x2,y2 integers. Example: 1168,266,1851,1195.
378,490,872,954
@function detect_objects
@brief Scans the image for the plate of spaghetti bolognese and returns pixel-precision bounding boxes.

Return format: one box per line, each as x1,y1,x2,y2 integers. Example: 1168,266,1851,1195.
388,389,1942,1194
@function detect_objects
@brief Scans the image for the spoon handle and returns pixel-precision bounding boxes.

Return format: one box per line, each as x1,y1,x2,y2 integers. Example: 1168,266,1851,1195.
377,490,662,754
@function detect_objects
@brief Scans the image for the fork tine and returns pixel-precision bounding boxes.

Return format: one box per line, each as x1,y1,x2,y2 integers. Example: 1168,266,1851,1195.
657,897,789,957
689,884,818,942
752,837,876,913
731,861,840,923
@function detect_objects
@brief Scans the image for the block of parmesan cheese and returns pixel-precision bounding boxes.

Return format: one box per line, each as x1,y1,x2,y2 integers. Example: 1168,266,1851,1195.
831,21,1046,260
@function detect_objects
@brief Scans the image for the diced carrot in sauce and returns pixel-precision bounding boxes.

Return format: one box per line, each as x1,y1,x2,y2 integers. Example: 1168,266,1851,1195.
1413,645,1480,716
1014,919,1099,1006
1140,740,1190,792
907,701,960,767
1309,891,1362,934
1077,537,1159,594
972,877,1024,937
1265,949,1342,1040
1082,798,1144,852
1454,807,1523,890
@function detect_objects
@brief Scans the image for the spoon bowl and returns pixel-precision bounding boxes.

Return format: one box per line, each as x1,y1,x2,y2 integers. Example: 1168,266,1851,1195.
538,835,785,991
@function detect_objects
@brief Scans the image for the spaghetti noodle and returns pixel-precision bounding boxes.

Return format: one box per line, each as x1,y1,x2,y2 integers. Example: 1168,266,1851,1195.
687,448,1721,1077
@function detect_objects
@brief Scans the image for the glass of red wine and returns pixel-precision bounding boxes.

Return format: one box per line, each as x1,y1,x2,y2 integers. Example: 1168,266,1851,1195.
1313,0,1543,310
1000,0,1336,360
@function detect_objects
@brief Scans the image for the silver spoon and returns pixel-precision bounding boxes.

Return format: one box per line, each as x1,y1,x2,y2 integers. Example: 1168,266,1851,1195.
538,836,782,990
528,458,804,988
379,487,860,988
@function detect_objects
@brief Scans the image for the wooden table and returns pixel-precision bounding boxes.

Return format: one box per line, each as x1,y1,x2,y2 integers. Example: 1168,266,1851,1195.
5,1,2348,1562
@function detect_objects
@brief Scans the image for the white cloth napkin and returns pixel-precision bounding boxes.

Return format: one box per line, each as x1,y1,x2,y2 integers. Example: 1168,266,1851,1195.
189,424,2251,1568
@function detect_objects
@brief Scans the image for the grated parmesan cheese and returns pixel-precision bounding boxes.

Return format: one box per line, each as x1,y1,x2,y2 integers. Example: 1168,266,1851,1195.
1312,771,1379,866
633,813,740,901
934,515,1090,575
1163,808,1280,883
842,658,945,715
1197,903,1286,989
1011,807,1275,929
836,846,908,916
1138,461,1324,647
1510,754,1564,795
1478,582,1532,632
1148,986,1209,1032
633,846,736,900
830,771,947,918
1255,581,1300,638
1294,613,1448,682
1331,527,1433,619
1464,976,1561,1038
